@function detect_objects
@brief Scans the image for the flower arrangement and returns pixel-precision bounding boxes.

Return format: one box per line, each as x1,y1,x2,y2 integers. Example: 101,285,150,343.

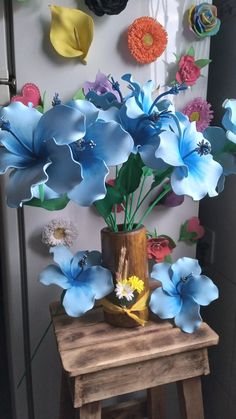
188,3,221,39
1,69,233,332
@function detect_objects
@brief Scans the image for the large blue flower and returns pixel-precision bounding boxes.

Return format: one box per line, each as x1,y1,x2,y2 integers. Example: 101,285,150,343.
0,102,85,207
66,100,134,205
222,99,236,143
155,115,223,200
149,257,219,333
39,246,113,317
204,126,236,192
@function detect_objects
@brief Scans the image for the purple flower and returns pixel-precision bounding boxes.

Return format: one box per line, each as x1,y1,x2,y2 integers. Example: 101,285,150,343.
83,71,121,102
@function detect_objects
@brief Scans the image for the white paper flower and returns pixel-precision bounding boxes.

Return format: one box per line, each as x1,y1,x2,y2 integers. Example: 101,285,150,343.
115,280,134,302
42,219,78,247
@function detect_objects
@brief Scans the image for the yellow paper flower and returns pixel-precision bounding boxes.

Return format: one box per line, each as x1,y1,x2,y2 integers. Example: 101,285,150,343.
49,5,94,63
128,276,144,294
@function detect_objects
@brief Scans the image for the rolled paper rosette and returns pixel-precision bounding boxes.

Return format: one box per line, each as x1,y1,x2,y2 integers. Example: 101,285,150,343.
188,3,221,38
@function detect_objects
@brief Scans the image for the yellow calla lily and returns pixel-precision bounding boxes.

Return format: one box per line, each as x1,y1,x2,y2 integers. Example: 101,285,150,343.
49,5,94,63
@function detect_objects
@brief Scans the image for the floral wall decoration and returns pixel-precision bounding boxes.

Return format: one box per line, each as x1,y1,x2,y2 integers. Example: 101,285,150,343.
147,230,176,263
127,16,168,64
179,217,205,244
175,46,211,86
84,0,129,16
42,219,78,247
182,97,213,132
49,5,94,63
11,83,41,108
188,3,221,39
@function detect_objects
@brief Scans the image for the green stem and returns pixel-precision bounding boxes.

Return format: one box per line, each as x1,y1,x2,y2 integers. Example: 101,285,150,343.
123,195,130,231
136,183,172,229
127,193,134,230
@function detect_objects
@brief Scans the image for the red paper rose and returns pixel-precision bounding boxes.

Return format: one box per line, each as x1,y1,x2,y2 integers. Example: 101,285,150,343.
147,237,173,263
176,55,201,86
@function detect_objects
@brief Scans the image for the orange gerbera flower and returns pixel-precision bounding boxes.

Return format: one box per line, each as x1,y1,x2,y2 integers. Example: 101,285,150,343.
128,16,168,64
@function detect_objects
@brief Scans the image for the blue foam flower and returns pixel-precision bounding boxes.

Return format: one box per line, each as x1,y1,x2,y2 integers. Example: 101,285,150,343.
149,257,219,333
155,115,223,200
0,102,86,207
66,100,134,206
39,246,114,317
222,99,236,143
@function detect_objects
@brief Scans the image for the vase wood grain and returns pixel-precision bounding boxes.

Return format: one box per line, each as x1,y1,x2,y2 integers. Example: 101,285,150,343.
101,225,149,327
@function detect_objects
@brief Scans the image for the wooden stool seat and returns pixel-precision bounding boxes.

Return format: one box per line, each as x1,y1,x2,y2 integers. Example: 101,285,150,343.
50,302,218,419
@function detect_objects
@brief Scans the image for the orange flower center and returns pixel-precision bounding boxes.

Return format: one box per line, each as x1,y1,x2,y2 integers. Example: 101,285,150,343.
53,228,66,240
142,33,154,47
190,111,200,122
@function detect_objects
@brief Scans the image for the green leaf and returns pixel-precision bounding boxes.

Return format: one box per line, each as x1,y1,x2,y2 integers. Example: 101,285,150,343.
94,184,123,219
173,53,181,63
194,59,212,69
73,88,85,100
164,255,173,263
159,234,176,249
142,166,153,177
24,195,70,211
186,46,195,57
116,153,144,195
223,141,236,153
151,168,172,190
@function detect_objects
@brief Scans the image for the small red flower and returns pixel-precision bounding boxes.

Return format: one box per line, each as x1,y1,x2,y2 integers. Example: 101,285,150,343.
106,179,124,213
147,237,172,263
187,217,205,240
176,55,200,86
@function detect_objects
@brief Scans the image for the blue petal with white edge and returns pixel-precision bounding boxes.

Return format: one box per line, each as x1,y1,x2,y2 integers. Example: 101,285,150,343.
182,274,219,306
86,91,120,111
39,265,73,289
0,147,29,172
85,120,134,166
6,161,50,207
62,283,95,317
174,296,202,333
151,262,177,296
50,246,73,278
45,138,82,194
0,102,41,154
68,158,108,206
204,126,228,154
155,130,186,168
171,257,202,288
33,104,86,153
222,99,236,136
79,266,113,299
149,288,182,319
140,142,169,170
66,99,99,128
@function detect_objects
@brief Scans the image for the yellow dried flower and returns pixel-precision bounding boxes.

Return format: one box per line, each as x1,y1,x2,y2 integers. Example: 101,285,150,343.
128,276,144,294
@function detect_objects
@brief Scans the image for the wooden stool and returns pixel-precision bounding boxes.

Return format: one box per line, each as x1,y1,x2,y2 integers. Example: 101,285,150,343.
50,302,218,419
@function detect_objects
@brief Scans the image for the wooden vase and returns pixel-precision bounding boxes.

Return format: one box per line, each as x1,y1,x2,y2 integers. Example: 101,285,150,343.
101,225,149,327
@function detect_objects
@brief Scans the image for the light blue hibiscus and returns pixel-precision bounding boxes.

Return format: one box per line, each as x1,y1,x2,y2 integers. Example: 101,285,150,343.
155,115,223,200
0,102,86,207
39,246,113,317
149,257,219,333
222,99,236,143
66,100,134,206
204,126,236,192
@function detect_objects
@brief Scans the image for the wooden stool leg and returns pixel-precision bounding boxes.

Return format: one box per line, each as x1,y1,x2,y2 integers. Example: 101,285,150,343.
147,386,165,419
80,401,101,419
177,377,204,419
59,371,76,419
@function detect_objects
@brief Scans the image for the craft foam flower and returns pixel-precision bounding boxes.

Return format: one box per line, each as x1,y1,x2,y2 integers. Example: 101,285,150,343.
128,276,144,293
176,55,200,86
66,100,134,206
222,99,236,143
42,219,78,247
0,102,86,207
147,237,174,263
128,17,168,64
188,3,221,38
149,257,219,333
11,83,41,108
50,6,94,63
182,97,213,132
85,0,129,16
155,115,223,200
83,71,121,102
39,246,113,317
115,276,144,302
179,217,205,243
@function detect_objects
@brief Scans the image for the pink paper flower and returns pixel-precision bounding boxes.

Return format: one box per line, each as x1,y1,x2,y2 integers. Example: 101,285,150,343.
182,98,214,132
176,55,201,86
187,217,205,240
147,237,173,263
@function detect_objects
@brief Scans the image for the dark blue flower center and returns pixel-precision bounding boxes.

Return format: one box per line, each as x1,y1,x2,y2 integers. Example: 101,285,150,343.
52,93,61,107
183,139,211,160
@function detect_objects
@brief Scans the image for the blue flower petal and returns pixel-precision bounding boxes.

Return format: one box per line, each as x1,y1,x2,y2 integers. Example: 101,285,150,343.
0,147,29,173
45,138,83,194
50,246,73,278
151,262,177,296
182,274,219,306
155,130,186,167
204,126,228,154
79,266,113,299
85,91,120,111
70,251,87,278
63,283,95,317
34,105,86,152
149,288,182,319
140,142,169,170
6,161,50,207
68,158,108,206
86,251,102,267
171,257,201,288
66,99,99,128
85,120,134,166
39,265,72,289
174,296,202,333
222,99,236,135
98,107,120,123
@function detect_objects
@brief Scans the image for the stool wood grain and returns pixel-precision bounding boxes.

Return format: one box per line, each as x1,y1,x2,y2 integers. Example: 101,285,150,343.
50,302,218,419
